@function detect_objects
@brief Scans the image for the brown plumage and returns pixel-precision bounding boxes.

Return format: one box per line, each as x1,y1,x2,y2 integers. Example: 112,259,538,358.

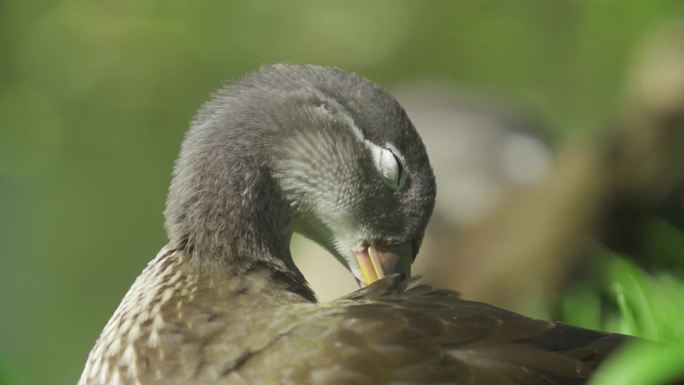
79,247,622,385
78,64,625,385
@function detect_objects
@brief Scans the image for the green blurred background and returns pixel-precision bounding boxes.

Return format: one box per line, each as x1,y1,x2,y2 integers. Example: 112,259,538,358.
2,2,684,385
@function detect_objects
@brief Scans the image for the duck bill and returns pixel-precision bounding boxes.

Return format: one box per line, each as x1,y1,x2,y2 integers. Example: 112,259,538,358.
353,243,413,287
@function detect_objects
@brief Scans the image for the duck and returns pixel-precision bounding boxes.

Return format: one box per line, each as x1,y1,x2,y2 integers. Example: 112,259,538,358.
78,64,623,385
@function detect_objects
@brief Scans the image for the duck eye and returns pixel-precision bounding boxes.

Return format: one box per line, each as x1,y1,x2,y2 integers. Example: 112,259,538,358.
371,146,405,189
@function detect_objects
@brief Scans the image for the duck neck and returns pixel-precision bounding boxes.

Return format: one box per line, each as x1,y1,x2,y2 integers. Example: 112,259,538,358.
163,124,315,302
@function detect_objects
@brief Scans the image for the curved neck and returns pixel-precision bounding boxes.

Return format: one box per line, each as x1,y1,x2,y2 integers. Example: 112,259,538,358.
164,118,314,302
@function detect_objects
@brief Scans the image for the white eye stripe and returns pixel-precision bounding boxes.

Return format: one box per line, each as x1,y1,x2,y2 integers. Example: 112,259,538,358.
368,144,405,189
310,91,365,142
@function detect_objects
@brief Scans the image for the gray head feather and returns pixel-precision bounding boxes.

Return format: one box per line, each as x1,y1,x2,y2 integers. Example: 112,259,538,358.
164,64,436,280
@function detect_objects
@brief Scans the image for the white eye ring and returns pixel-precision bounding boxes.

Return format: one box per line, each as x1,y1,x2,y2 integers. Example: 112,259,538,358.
370,145,405,189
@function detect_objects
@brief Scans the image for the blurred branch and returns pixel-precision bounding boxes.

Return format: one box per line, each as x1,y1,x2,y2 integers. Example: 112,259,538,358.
420,22,684,309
